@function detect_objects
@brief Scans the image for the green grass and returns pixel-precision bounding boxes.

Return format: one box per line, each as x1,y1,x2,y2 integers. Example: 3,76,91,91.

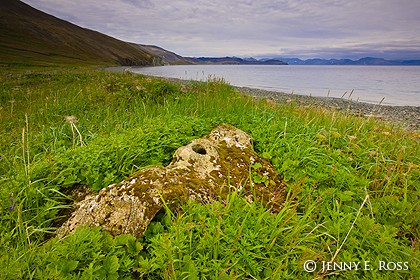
0,66,419,279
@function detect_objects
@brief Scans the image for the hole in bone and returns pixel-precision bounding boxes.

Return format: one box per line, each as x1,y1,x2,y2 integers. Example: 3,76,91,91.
192,144,207,155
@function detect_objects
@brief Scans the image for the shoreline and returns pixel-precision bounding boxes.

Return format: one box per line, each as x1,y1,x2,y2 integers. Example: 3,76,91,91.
107,68,420,131
162,76,420,131
234,86,420,131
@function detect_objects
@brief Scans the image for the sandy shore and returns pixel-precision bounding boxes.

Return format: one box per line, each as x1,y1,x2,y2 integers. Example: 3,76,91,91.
234,86,420,131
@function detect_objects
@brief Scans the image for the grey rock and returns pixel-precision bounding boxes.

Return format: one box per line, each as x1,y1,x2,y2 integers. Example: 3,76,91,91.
58,124,286,238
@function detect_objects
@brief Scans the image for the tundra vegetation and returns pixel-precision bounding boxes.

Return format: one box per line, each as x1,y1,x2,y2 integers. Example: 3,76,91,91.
0,66,419,279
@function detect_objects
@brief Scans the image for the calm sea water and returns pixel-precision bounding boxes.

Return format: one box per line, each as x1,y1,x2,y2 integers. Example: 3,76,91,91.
130,65,420,106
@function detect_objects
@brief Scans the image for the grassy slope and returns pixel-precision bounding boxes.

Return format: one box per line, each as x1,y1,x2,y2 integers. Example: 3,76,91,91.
0,66,419,279
133,44,196,65
0,0,157,66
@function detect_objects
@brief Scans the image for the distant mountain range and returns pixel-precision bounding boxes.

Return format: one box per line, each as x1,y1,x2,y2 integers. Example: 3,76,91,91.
187,56,288,65
1,1,419,67
259,56,420,66
178,56,420,66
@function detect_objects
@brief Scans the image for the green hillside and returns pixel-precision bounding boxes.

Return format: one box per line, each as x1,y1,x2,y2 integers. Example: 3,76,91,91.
0,0,159,66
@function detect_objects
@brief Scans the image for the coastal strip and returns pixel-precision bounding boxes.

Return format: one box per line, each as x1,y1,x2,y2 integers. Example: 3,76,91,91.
234,86,419,131
108,68,419,131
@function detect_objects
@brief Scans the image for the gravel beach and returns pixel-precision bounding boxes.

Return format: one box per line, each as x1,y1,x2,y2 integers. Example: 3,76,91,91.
234,86,420,131
110,68,420,131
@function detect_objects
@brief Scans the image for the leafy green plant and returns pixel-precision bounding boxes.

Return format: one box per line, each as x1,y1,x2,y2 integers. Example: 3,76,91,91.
4,226,145,279
1,67,418,279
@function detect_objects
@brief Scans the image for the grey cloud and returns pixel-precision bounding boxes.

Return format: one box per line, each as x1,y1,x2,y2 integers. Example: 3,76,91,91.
121,0,155,8
21,0,420,59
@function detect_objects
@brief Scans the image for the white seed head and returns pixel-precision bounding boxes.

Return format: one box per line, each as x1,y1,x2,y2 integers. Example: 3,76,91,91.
65,115,78,124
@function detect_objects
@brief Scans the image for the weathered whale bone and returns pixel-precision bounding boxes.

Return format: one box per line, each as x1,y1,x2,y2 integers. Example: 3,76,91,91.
58,124,285,238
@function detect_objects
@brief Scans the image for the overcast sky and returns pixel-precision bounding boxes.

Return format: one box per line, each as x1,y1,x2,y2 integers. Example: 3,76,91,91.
22,0,420,59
